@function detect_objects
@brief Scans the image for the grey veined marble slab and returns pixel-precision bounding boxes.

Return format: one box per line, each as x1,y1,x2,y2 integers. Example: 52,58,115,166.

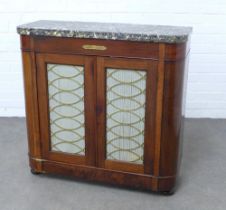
17,20,192,43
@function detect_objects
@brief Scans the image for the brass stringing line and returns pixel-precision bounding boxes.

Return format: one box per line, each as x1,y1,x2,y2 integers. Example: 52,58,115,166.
52,143,84,151
51,135,83,144
50,90,84,105
49,80,83,92
48,72,84,91
48,64,82,78
50,128,84,142
107,110,144,125
108,136,142,150
52,117,84,131
108,150,142,162
50,97,84,107
51,128,83,137
107,84,145,99
51,129,83,142
50,130,84,152
52,141,84,150
50,104,84,118
47,64,85,155
106,68,146,163
107,70,146,84
108,97,144,112
107,124,142,138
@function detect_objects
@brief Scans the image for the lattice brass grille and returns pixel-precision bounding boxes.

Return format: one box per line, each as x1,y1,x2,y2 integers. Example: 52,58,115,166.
106,68,146,164
47,64,85,155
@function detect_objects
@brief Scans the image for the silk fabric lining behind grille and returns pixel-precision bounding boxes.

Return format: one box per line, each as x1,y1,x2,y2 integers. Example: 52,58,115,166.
106,68,146,164
47,64,85,155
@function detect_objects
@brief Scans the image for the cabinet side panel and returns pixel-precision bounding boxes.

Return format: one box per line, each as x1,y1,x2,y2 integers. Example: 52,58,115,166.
21,50,42,172
164,43,189,61
160,59,186,178
177,52,190,175
150,43,165,191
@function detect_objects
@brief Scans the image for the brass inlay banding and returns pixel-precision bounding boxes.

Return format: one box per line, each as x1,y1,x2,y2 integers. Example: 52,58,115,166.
31,157,46,162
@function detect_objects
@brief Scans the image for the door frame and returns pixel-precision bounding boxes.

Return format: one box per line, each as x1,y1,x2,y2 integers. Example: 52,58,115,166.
96,57,158,174
36,53,96,166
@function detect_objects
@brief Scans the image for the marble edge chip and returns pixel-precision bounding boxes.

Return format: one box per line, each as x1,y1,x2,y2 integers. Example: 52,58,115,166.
17,20,192,43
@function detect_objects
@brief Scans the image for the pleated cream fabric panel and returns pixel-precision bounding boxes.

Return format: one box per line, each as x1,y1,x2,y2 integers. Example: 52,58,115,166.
47,64,85,155
106,68,146,164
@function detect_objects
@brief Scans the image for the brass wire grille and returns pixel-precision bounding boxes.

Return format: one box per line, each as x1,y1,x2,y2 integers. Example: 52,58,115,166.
47,64,85,155
106,68,147,164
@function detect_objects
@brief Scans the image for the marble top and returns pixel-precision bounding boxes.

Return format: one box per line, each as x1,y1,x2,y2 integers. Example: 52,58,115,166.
17,20,192,43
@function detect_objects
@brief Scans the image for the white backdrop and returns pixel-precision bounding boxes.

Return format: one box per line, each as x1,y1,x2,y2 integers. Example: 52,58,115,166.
0,0,226,118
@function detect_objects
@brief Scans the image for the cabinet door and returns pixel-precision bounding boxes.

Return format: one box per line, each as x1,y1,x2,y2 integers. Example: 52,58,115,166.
97,57,158,174
36,54,96,166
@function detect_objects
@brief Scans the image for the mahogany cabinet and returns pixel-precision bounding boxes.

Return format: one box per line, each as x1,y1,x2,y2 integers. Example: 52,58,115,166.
17,20,192,194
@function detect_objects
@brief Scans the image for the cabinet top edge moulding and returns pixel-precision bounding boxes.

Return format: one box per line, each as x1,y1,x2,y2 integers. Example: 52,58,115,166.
17,20,192,44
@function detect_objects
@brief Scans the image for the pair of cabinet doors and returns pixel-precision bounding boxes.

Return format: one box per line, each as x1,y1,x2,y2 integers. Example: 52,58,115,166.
36,53,158,175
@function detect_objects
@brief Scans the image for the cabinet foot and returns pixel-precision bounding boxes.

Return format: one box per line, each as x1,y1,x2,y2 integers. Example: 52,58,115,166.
30,169,41,175
161,189,175,196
